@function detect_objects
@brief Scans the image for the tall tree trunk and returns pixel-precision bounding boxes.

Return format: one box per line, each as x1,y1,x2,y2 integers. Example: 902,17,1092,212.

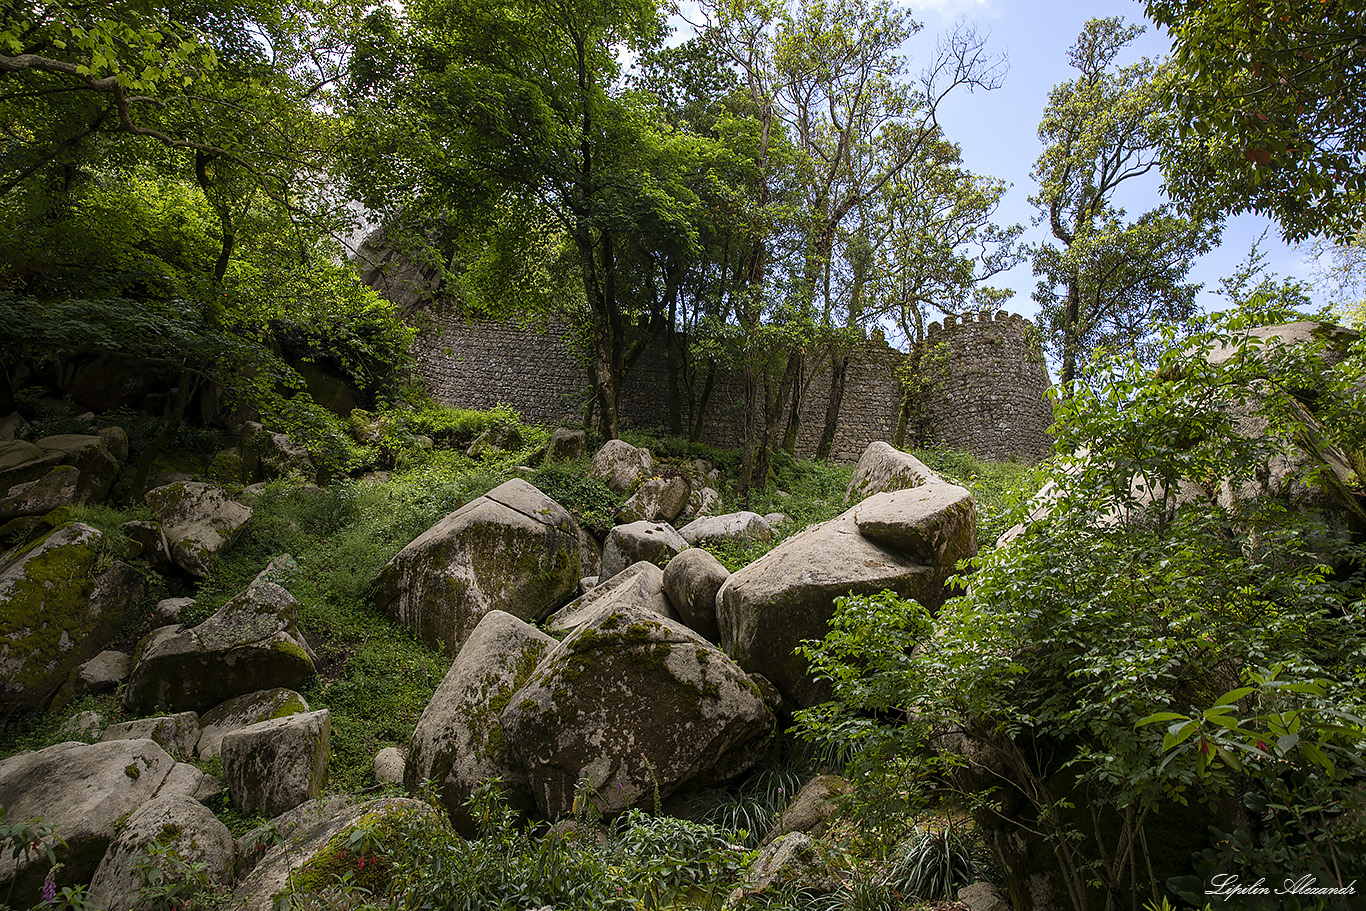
577,229,619,440
814,348,849,460
1061,271,1081,397
689,361,717,444
781,348,803,454
755,351,799,489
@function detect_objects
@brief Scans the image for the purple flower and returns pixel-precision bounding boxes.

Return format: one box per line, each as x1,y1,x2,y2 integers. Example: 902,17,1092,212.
41,870,56,904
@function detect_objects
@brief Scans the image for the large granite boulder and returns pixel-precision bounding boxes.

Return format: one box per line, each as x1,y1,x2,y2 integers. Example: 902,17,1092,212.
546,427,587,462
0,522,146,730
844,441,938,503
716,508,961,709
0,434,119,505
123,579,315,715
197,688,311,761
852,483,978,566
145,481,253,578
545,561,677,636
87,794,234,911
599,521,688,583
500,603,774,818
240,421,317,483
662,548,730,643
617,476,691,524
677,511,773,549
222,709,331,817
101,712,201,760
406,611,555,834
374,479,580,657
590,439,654,494
0,739,198,905
0,465,79,522
231,797,439,911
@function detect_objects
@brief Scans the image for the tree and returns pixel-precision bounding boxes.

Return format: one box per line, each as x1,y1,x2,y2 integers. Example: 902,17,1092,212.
1030,17,1218,394
348,0,699,442
1146,0,1366,242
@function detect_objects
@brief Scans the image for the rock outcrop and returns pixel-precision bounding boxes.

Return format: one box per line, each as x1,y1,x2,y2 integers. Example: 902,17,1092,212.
406,611,555,834
598,521,688,582
197,688,311,761
145,481,253,578
590,440,653,494
373,479,580,656
123,579,315,715
222,710,331,817
0,522,145,729
501,603,774,818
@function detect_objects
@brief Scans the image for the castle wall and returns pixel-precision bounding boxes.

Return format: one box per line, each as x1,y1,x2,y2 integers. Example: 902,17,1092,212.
410,305,1052,464
919,311,1054,462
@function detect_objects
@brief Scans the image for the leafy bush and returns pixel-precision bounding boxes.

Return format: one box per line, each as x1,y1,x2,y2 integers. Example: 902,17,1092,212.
882,825,977,900
796,324,1366,908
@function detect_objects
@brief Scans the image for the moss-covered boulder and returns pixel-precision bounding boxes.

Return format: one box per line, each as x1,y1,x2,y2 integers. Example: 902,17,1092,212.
546,427,586,462
598,520,688,583
716,508,958,709
545,561,677,636
100,712,201,760
500,603,774,818
240,421,317,483
0,465,79,522
844,441,938,503
87,793,233,911
145,481,252,579
0,739,198,906
373,478,580,657
0,434,119,505
222,709,331,818
590,439,654,494
0,522,146,730
406,610,554,834
123,579,315,715
617,476,690,524
197,687,311,761
231,796,439,911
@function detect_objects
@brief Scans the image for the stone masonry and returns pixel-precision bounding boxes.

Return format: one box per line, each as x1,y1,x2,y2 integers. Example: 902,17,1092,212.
410,305,1053,464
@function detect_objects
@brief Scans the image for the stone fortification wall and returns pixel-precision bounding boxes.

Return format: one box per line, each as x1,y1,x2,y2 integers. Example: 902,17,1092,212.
410,305,1051,464
918,310,1053,463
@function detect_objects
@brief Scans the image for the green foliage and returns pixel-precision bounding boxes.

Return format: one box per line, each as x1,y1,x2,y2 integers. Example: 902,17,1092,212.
530,462,624,536
1147,0,1366,241
796,323,1366,906
911,447,1044,545
696,760,805,848
612,809,748,908
131,841,229,911
882,825,978,901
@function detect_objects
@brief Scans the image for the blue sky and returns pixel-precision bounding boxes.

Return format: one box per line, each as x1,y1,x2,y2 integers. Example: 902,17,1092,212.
900,0,1319,319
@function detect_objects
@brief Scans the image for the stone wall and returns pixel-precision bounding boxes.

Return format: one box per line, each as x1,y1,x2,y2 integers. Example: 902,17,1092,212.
409,305,1052,464
917,311,1054,462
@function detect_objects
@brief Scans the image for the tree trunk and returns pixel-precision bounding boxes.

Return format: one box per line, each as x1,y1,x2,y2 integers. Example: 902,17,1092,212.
690,361,717,444
781,348,803,454
814,348,849,460
1061,270,1081,397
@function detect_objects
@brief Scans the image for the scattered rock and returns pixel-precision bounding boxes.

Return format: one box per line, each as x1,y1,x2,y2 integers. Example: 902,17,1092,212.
0,739,195,905
662,548,729,642
197,688,311,761
501,603,774,818
617,476,691,524
546,428,587,462
78,649,131,694
87,794,233,911
241,421,317,483
374,478,581,657
101,712,201,760
222,709,331,817
153,596,195,624
145,481,253,579
958,881,1013,911
373,747,405,787
57,709,105,742
599,520,688,583
728,832,835,904
678,511,772,549
761,775,849,845
406,611,555,834
231,797,438,911
716,509,958,708
123,579,315,715
845,441,937,503
590,440,654,494
0,465,79,521
0,522,146,729
121,520,176,573
853,483,978,566
545,562,677,636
